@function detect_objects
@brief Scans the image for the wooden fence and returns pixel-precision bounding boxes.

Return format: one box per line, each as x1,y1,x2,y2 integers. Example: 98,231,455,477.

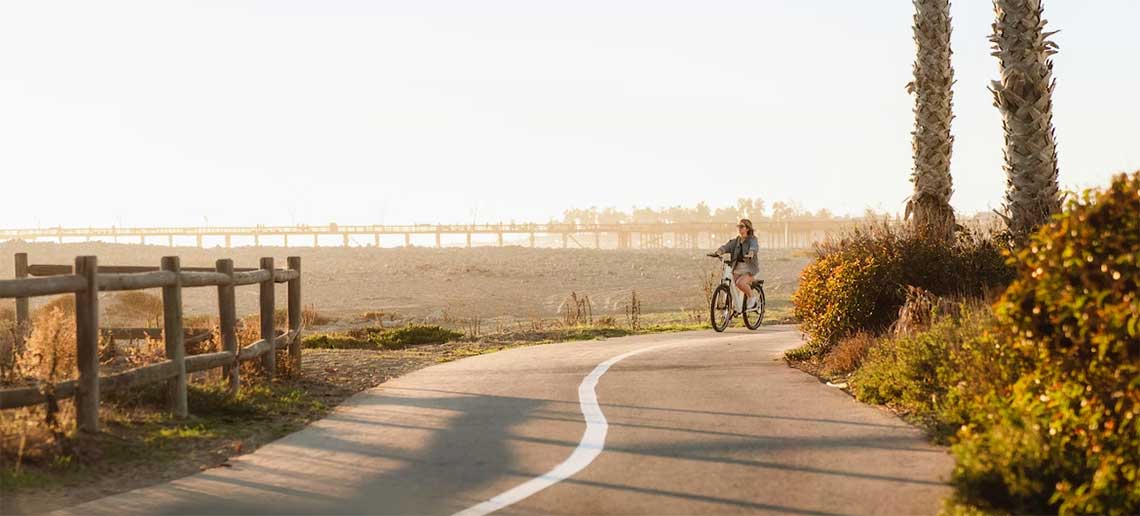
0,253,303,433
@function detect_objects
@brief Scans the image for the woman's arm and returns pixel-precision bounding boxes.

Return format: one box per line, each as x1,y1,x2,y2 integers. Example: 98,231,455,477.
744,237,759,258
715,239,734,255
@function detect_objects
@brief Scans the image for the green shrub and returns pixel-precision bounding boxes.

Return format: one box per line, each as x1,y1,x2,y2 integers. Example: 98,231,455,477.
302,334,375,350
373,325,462,348
951,172,1140,515
303,325,462,350
851,304,1023,441
791,224,1012,357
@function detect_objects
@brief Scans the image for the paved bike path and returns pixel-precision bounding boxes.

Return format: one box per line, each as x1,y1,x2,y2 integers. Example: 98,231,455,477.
55,326,953,515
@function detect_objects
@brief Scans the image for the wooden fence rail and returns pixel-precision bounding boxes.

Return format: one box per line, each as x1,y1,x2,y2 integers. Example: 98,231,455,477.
0,252,303,433
100,327,214,346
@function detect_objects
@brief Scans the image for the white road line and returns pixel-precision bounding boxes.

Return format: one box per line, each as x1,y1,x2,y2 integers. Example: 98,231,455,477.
452,343,672,516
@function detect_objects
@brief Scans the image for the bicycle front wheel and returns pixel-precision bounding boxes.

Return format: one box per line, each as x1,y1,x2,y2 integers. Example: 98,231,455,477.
710,284,732,332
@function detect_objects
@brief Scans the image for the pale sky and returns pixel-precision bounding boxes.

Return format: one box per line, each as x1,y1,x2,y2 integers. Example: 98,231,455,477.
1,1,1137,227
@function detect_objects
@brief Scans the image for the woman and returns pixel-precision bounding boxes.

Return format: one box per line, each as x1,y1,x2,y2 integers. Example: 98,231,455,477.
712,219,760,310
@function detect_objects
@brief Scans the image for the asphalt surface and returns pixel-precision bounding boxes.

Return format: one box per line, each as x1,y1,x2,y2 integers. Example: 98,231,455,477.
55,326,953,515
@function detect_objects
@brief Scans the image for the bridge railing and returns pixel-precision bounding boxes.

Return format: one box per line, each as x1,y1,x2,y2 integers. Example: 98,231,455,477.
0,253,303,433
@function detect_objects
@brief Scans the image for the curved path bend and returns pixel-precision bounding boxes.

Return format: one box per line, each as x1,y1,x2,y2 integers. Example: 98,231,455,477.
56,326,952,515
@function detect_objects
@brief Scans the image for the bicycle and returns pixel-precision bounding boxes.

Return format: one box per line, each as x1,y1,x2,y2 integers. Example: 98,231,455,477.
706,253,766,332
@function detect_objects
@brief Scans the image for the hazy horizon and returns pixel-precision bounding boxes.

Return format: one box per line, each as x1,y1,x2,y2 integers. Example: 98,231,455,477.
2,1,1137,228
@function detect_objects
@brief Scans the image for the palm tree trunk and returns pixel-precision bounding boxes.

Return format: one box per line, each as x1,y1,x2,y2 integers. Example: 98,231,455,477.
990,0,1062,237
906,0,956,241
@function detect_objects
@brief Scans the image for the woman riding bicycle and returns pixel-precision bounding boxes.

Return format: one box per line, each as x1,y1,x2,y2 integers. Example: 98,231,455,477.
711,219,760,309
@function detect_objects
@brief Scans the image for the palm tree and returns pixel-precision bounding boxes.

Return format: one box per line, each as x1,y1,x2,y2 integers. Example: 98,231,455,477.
905,0,956,241
990,0,1062,237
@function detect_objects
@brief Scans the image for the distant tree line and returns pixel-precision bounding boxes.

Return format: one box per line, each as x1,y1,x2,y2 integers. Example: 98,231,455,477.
558,199,898,225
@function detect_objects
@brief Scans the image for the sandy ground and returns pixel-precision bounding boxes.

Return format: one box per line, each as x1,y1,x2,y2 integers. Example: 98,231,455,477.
0,242,810,322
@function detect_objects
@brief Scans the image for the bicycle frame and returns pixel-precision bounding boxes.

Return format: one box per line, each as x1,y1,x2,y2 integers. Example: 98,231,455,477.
719,256,743,312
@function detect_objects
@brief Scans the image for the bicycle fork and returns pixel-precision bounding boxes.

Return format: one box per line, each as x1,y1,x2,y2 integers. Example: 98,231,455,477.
727,280,743,314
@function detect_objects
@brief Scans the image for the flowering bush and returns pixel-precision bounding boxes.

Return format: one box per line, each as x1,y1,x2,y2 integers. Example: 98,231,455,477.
791,224,1011,357
951,171,1140,514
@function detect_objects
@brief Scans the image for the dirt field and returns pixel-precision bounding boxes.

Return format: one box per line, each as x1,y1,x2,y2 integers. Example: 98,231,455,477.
0,242,810,323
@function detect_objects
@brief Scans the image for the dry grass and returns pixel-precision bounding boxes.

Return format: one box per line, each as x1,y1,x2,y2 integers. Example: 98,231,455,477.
355,310,391,324
1,300,83,475
1,307,20,384
19,306,77,383
820,332,877,377
559,292,593,326
271,306,336,329
623,290,642,331
700,263,721,304
302,306,336,327
183,314,217,329
0,400,78,476
104,291,163,328
116,336,167,370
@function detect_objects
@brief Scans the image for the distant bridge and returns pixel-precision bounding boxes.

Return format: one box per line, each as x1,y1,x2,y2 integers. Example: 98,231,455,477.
0,221,858,250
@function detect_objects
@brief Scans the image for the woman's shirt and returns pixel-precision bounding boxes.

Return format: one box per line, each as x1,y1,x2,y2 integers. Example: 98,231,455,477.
716,236,760,275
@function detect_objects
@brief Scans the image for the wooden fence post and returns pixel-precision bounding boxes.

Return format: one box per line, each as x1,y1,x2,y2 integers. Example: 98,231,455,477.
287,256,302,373
74,256,100,433
161,256,188,418
14,253,30,352
259,257,275,376
216,259,239,393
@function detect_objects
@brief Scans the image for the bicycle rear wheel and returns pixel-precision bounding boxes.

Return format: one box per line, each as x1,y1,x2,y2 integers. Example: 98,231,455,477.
743,285,766,330
710,284,732,332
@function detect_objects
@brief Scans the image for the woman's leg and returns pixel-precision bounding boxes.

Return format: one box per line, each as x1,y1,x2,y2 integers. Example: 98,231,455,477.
735,273,753,302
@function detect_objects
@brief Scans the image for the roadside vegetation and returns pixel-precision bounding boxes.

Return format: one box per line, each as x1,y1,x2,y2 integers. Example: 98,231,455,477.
788,173,1139,514
786,1,1137,512
302,325,464,350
